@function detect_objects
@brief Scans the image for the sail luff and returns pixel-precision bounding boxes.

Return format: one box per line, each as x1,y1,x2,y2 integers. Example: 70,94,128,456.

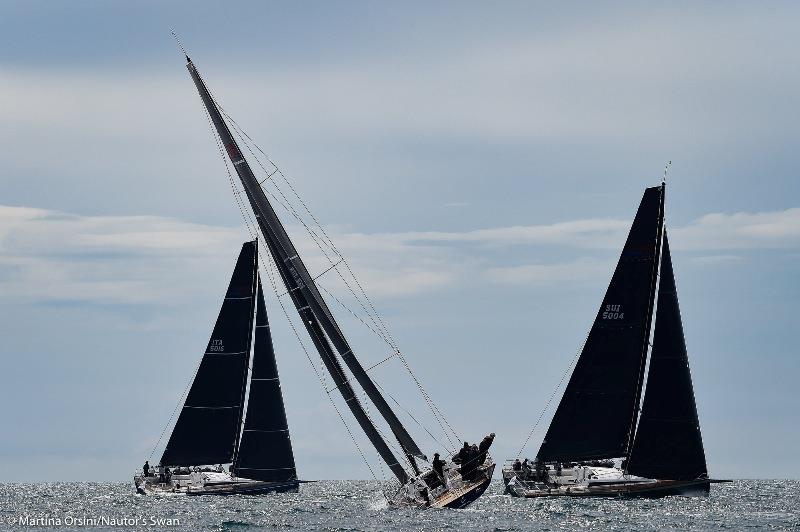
185,58,424,463
625,183,665,460
231,239,259,467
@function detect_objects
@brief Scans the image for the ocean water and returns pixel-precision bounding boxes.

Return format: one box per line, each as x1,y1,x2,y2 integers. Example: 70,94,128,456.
1,480,797,531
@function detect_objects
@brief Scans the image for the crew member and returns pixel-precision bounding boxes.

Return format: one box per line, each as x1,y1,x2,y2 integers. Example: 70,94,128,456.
143,460,150,477
432,453,445,480
452,442,470,464
477,433,495,465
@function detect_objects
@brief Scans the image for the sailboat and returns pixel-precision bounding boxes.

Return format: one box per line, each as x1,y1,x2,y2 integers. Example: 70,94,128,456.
174,53,495,508
135,240,299,495
503,182,728,497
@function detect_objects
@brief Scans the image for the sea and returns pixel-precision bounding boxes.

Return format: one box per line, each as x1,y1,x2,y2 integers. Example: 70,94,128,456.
0,480,797,531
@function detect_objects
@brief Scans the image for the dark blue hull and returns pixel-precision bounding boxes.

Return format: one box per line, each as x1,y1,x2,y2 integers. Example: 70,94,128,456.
442,474,493,509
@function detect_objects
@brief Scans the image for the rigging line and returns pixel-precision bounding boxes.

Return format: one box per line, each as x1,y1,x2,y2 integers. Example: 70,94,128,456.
203,103,259,240
220,110,399,347
250,219,412,480
219,101,460,450
364,352,399,373
169,29,188,56
209,107,395,487
376,381,455,456
225,123,401,354
232,127,459,445
259,240,390,489
223,115,342,262
275,258,343,298
516,332,588,460
194,69,395,489
218,107,341,259
222,111,455,450
324,350,398,395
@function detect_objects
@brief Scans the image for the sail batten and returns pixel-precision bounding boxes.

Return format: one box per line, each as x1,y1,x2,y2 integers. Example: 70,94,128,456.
627,233,708,480
161,241,257,467
537,186,665,462
186,57,420,481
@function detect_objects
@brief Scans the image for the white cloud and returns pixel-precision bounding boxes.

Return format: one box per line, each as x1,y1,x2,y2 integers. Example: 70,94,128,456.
1,204,796,306
672,208,800,250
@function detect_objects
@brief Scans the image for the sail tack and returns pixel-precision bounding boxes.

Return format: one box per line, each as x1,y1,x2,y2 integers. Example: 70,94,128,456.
233,277,298,482
537,186,664,462
161,241,257,467
627,233,707,480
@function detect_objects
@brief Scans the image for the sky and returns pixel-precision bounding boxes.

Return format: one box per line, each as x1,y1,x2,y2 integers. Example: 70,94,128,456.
1,1,798,482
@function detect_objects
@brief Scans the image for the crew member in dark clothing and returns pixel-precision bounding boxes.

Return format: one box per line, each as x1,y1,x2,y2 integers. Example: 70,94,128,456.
512,459,522,471
460,444,480,481
452,442,470,464
143,461,150,477
477,433,495,465
432,453,446,480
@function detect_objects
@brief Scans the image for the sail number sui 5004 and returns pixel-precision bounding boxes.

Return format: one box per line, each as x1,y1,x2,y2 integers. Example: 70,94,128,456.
602,304,624,320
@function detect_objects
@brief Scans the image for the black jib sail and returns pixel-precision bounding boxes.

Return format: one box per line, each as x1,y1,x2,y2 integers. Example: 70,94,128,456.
537,185,664,462
627,233,707,480
233,276,298,482
161,241,257,467
185,56,420,483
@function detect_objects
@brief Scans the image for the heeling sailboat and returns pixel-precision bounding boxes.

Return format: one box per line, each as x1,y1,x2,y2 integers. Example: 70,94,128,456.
183,54,495,508
503,182,729,498
134,240,299,495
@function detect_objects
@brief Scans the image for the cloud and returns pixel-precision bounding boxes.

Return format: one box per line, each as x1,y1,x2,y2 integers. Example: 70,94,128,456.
672,208,800,250
1,204,797,306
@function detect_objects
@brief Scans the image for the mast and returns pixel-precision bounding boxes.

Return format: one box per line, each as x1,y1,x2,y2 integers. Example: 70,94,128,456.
537,185,665,463
185,56,420,482
161,241,257,467
233,275,298,482
627,232,708,480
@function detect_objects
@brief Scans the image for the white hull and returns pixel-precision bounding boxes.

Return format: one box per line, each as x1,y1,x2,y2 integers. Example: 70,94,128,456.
134,471,297,496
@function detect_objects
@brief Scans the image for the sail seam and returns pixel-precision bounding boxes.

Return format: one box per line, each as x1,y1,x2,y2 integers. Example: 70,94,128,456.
183,405,240,409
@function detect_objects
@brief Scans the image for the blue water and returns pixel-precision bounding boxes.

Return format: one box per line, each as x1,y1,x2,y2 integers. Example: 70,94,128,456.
1,480,797,530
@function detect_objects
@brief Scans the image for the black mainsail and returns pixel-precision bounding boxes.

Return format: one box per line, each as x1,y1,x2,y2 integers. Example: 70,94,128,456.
627,233,707,480
233,276,298,482
161,241,257,467
537,185,665,462
185,56,422,484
